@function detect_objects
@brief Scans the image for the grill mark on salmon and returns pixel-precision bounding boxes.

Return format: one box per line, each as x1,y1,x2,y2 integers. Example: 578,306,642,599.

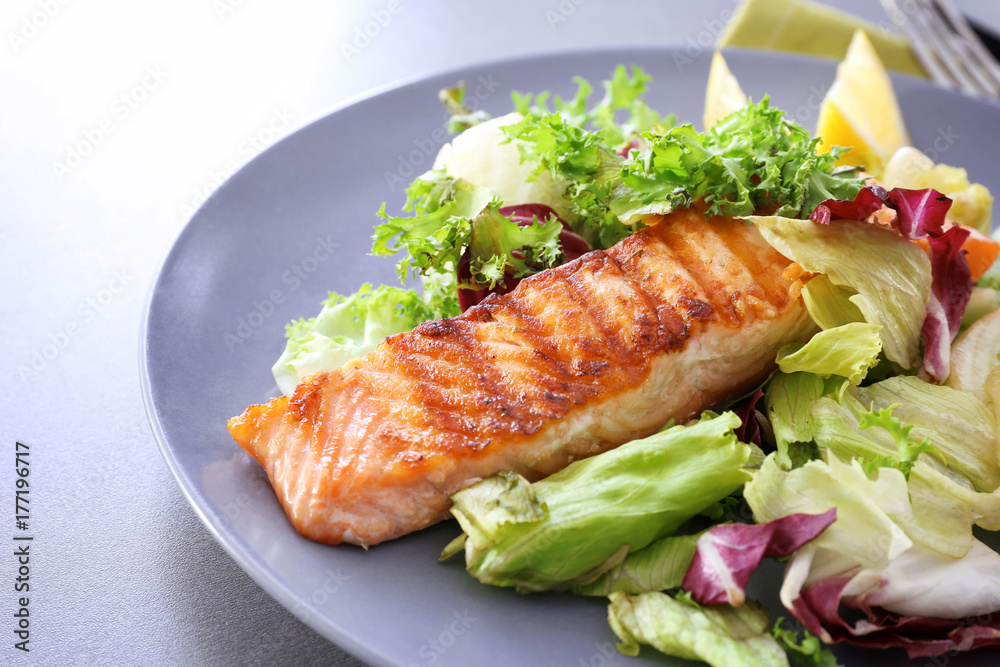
229,206,818,546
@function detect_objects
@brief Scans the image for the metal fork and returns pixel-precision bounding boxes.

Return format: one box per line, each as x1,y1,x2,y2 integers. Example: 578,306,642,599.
881,0,1000,97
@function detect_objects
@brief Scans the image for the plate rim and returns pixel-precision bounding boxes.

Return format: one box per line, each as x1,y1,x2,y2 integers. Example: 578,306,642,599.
139,43,998,666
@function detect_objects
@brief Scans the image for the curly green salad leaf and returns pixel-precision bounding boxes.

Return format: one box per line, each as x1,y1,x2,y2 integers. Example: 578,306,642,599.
438,83,492,134
373,173,563,289
611,98,864,225
443,412,752,593
500,111,631,248
500,65,676,248
274,68,868,393
510,64,672,149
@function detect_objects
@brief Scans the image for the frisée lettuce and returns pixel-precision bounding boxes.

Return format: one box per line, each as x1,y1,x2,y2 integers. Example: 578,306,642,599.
611,98,864,225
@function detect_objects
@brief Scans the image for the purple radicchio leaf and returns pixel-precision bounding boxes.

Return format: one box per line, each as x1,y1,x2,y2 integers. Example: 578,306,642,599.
810,185,888,224
732,388,765,447
919,224,973,382
682,509,836,606
885,187,950,240
790,573,1000,659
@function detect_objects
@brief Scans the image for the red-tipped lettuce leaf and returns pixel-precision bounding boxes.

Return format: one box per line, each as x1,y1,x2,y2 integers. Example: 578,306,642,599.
682,509,836,606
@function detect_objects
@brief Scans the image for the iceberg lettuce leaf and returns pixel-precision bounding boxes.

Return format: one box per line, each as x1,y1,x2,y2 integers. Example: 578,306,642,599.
852,376,1000,493
271,283,439,395
776,322,881,385
751,215,931,368
764,371,827,468
447,412,752,592
608,591,790,666
570,533,699,597
745,455,914,575
800,275,864,330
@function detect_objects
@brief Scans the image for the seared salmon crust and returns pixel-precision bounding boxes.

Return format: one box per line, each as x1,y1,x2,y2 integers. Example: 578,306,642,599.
229,206,816,546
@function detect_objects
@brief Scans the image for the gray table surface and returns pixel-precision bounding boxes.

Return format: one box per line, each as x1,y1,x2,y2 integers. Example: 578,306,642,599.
2,0,998,665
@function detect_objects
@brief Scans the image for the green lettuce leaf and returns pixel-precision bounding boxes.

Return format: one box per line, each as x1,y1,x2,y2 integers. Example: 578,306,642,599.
608,591,789,666
802,384,995,556
446,412,752,592
765,374,1000,558
570,533,699,597
765,463,1000,624
751,216,931,368
764,371,832,469
853,376,1000,493
800,274,865,330
745,454,914,573
765,371,998,555
776,322,882,385
271,283,439,395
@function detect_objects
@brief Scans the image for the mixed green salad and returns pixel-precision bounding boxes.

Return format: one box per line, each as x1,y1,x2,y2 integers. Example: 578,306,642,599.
272,65,1000,665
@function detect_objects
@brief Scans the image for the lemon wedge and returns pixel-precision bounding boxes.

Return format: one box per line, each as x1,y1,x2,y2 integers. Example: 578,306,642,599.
703,51,748,131
883,146,994,234
717,0,926,78
816,29,911,176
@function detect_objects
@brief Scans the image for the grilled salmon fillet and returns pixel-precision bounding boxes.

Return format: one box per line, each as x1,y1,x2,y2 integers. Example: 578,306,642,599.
229,206,817,546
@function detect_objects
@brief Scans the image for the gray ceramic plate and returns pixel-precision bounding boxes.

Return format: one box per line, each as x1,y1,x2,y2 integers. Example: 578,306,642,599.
141,47,1000,666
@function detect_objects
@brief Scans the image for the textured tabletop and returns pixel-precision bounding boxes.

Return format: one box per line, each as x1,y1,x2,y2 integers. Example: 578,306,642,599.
1,1,997,665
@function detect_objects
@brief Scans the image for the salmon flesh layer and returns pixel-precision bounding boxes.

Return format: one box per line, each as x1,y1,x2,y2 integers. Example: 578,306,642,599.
229,207,817,546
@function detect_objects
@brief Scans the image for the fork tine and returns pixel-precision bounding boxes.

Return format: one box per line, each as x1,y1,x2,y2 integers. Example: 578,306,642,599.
913,3,987,95
881,0,957,90
882,0,1000,97
931,0,1000,95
